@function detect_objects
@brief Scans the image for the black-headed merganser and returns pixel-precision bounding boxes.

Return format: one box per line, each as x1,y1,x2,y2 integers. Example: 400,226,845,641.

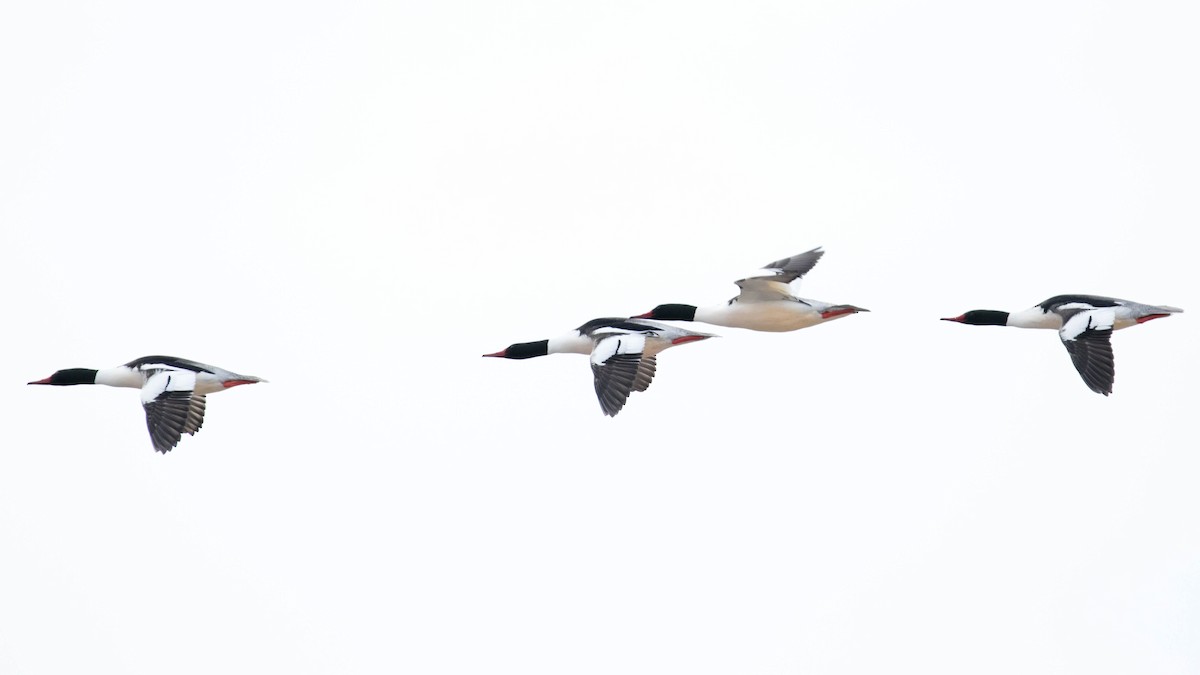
484,318,716,416
634,247,868,332
29,356,266,453
941,295,1183,395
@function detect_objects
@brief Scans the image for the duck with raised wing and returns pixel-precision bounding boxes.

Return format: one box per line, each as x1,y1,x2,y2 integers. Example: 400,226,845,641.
484,318,715,416
634,247,868,332
29,356,266,453
941,295,1182,395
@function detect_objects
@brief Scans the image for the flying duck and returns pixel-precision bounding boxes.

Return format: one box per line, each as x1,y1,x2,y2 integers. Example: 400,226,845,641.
29,356,266,453
941,295,1183,395
484,318,716,416
634,247,868,332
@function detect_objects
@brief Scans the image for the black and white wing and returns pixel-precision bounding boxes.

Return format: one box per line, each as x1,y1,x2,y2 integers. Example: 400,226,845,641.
732,247,824,303
140,370,207,453
126,355,219,374
589,333,654,417
1058,308,1117,396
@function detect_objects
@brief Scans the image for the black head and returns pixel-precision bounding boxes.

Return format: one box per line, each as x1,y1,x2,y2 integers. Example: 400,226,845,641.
941,310,1010,326
28,368,99,386
482,340,550,360
633,304,697,321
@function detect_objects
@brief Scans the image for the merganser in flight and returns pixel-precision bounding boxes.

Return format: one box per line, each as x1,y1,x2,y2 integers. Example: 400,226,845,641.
28,356,266,453
941,295,1183,395
634,247,868,332
484,318,716,416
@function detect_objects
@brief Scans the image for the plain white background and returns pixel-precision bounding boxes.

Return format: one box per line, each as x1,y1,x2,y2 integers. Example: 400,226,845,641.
1,1,1197,673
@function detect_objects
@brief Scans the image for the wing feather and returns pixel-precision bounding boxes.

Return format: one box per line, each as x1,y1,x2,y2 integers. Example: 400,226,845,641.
732,247,824,303
141,371,205,453
756,247,825,284
589,334,651,417
591,354,643,416
633,356,657,393
1059,309,1116,396
183,395,207,435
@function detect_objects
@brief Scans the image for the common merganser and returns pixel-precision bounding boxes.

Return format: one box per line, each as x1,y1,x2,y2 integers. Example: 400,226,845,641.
941,295,1183,395
28,356,266,453
634,247,868,332
483,318,716,416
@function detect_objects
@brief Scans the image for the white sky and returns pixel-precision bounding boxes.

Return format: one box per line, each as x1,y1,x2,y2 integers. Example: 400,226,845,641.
1,1,1198,673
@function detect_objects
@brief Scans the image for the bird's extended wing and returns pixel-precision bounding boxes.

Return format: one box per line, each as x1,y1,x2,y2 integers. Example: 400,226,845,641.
141,370,206,453
732,247,824,303
589,333,653,416
1058,308,1117,396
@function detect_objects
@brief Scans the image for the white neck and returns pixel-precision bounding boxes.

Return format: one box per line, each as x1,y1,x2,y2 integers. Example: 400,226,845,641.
548,333,593,355
1007,307,1062,329
95,367,144,389
694,305,735,327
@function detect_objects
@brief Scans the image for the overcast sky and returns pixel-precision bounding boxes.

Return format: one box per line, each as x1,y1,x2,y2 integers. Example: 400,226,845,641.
2,1,1198,673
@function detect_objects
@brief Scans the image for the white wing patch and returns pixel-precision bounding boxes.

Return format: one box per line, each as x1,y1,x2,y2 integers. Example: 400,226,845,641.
140,370,206,453
1058,308,1117,396
1060,308,1115,342
1055,302,1096,314
589,333,652,416
590,333,648,366
733,278,798,303
140,369,197,405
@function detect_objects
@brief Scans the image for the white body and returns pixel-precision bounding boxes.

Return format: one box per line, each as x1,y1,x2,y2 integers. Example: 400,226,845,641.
695,299,841,332
95,364,245,395
547,320,714,356
1007,300,1183,331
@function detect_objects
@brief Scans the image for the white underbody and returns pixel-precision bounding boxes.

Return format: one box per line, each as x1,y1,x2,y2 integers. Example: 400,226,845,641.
1007,303,1175,331
548,322,713,358
95,366,229,395
695,299,837,332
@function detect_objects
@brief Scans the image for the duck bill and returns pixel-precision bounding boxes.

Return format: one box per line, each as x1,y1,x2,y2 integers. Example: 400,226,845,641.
1136,313,1171,324
27,376,53,385
631,311,654,319
940,315,966,323
670,334,714,345
222,378,263,388
820,305,869,319
482,350,507,358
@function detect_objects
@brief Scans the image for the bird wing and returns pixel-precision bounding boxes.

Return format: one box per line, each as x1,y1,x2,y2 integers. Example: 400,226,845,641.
633,356,657,392
589,333,653,417
140,370,206,453
1058,308,1116,396
183,395,207,435
125,355,219,374
732,247,824,303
